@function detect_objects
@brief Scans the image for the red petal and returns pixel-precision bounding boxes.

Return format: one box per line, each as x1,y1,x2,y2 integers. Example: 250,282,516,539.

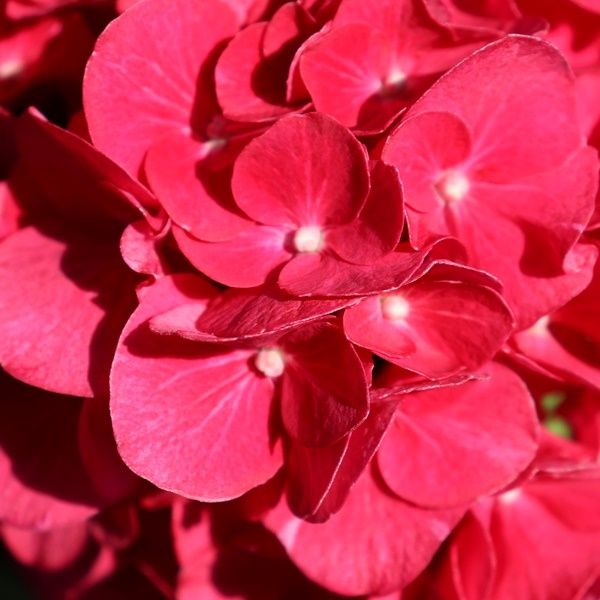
120,219,165,277
327,161,404,264
280,320,369,446
278,245,429,297
285,437,349,520
0,226,136,397
232,113,369,227
298,398,398,522
173,223,292,288
194,285,357,341
377,362,539,507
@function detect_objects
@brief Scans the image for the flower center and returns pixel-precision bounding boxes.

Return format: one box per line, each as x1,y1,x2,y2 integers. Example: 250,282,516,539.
528,315,550,336
255,348,285,378
0,59,23,80
381,295,410,321
383,68,407,88
293,225,324,253
499,488,522,505
435,170,470,204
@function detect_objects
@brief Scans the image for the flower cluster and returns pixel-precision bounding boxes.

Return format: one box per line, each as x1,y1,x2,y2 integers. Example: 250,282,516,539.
1,0,600,597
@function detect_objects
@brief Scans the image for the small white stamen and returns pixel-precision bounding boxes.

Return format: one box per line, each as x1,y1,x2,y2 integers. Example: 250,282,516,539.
384,68,407,88
436,170,470,204
381,295,410,321
293,225,323,253
0,59,23,80
499,488,522,504
255,348,285,378
205,138,226,153
528,315,550,337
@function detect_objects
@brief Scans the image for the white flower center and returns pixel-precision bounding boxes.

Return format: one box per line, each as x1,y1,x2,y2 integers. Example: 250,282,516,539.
381,295,410,321
0,59,23,80
528,315,550,337
293,225,324,253
436,170,470,204
499,488,522,505
384,68,407,88
255,348,285,378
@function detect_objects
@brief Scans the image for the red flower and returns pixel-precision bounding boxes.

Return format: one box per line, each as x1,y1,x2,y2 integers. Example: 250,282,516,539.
110,274,370,501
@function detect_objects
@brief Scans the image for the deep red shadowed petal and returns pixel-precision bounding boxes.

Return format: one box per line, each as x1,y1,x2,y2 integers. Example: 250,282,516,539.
327,161,404,264
1,521,93,577
433,510,496,600
263,2,315,54
279,319,369,447
300,0,342,21
14,110,160,229
215,3,315,122
343,274,514,379
110,275,283,501
0,13,93,107
510,242,599,332
78,397,141,506
284,437,349,521
215,24,271,121
513,252,600,389
0,183,21,241
278,244,430,297
266,463,465,596
149,290,358,342
286,26,329,104
0,371,121,529
287,397,398,522
376,362,539,508
173,223,292,288
0,226,137,397
84,0,240,176
231,113,369,227
145,132,251,242
187,285,358,341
